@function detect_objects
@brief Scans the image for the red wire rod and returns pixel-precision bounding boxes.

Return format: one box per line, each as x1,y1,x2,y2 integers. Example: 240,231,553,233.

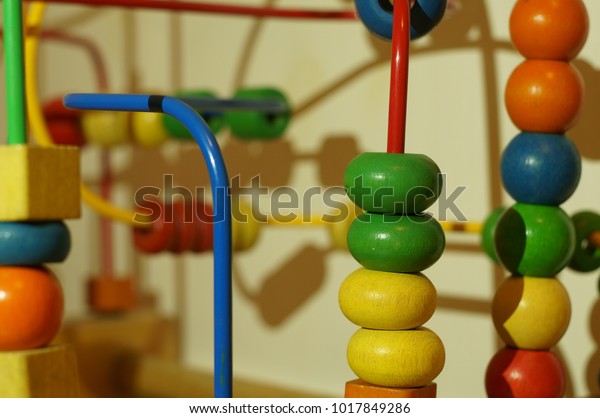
40,0,358,20
387,0,410,154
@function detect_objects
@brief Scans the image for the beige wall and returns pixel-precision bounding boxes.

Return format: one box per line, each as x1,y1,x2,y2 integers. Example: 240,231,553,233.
1,0,600,397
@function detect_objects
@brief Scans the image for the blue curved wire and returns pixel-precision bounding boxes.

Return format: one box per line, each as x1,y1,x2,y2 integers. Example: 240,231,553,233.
64,93,233,398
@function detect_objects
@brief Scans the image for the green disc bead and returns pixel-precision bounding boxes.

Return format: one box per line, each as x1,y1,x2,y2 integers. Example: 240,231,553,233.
163,90,225,139
225,87,291,140
494,203,575,277
347,212,445,273
344,152,442,214
569,211,600,272
481,207,505,264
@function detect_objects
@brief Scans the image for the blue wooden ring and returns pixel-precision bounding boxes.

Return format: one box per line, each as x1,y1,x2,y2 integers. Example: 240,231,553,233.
0,222,71,265
354,0,447,41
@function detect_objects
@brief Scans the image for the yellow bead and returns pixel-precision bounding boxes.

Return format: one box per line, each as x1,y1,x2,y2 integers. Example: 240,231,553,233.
339,268,436,330
347,328,445,388
0,145,80,221
82,110,129,147
132,112,169,147
231,201,261,251
492,276,571,349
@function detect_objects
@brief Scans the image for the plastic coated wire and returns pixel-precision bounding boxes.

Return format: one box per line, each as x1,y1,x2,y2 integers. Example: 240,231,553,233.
387,0,410,154
3,0,28,145
64,93,233,398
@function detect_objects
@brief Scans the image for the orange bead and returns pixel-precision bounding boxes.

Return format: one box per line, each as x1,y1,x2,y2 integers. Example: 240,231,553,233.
510,0,588,61
0,266,64,350
505,60,583,133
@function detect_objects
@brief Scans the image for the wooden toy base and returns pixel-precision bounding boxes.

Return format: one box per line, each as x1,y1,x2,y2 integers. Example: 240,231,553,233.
0,145,80,221
345,379,437,398
0,345,79,397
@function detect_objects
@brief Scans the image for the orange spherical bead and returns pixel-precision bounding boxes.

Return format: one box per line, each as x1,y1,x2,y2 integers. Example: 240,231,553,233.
0,266,64,350
505,60,583,133
510,0,588,61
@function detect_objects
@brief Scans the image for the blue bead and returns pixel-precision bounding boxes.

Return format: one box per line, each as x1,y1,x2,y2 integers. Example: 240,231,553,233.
0,222,71,265
501,132,581,205
354,0,447,41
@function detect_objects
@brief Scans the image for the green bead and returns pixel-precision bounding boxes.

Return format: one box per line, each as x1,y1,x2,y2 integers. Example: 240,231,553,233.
163,90,225,139
344,152,442,214
569,211,600,272
347,213,445,273
225,87,290,140
481,207,505,264
494,203,575,277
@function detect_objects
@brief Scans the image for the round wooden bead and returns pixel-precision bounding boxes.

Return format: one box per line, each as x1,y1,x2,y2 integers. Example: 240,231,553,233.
486,347,565,398
354,0,447,41
168,200,196,254
231,201,261,251
347,327,445,388
132,112,169,147
348,213,445,273
43,97,85,147
510,0,588,61
226,88,290,140
0,221,71,265
569,211,600,272
492,276,571,350
81,110,130,147
326,202,362,251
505,60,583,133
501,132,581,205
494,203,575,277
0,266,64,350
344,152,442,214
164,90,225,140
132,200,174,254
192,200,214,253
339,268,436,330
481,207,505,264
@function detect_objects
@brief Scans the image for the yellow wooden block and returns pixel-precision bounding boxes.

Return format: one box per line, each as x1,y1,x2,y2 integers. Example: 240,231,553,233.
0,345,80,397
0,145,80,221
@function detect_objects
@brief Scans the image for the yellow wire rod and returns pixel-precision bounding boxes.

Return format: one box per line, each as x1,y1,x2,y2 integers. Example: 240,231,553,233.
25,2,149,226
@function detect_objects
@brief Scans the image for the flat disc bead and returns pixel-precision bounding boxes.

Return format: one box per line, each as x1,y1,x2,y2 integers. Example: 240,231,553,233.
486,347,566,398
510,0,588,61
569,211,600,272
0,221,70,265
494,203,575,277
339,268,436,330
505,60,583,134
354,0,447,41
344,152,442,214
492,276,571,350
347,327,445,388
348,213,445,273
501,132,581,205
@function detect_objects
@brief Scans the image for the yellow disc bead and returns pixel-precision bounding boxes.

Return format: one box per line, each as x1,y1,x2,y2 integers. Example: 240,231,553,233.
339,268,436,330
82,110,129,147
231,201,261,251
492,276,571,350
347,328,445,388
132,112,169,147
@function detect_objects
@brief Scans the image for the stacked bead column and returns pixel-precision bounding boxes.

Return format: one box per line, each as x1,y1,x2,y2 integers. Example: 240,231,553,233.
485,0,588,398
340,0,447,398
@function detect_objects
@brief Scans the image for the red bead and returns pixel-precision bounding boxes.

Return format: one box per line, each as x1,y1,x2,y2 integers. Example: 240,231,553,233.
132,200,174,254
505,60,583,133
192,200,213,253
43,98,85,147
168,200,196,254
486,347,566,398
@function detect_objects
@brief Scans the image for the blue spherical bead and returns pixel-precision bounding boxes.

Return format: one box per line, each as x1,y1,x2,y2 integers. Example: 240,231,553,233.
354,0,447,41
0,222,71,265
501,132,581,205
